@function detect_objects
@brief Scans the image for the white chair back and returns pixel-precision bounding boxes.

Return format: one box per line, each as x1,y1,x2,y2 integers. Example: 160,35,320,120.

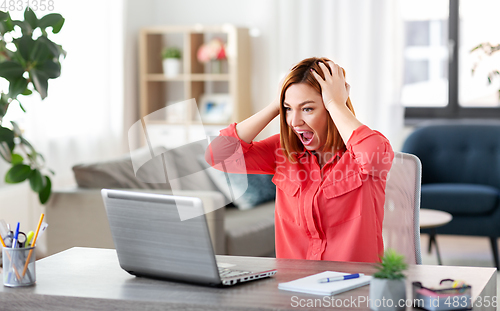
382,152,422,264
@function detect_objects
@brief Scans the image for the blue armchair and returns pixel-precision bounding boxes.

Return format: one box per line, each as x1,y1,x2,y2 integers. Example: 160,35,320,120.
402,124,500,269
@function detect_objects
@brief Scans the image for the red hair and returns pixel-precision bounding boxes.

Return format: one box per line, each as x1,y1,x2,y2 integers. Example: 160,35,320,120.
279,57,355,161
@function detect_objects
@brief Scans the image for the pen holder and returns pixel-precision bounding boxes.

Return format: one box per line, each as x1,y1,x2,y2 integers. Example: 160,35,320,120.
2,246,36,287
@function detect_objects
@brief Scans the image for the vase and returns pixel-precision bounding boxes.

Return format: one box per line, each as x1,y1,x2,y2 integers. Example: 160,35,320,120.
211,60,221,74
163,58,181,77
369,278,406,311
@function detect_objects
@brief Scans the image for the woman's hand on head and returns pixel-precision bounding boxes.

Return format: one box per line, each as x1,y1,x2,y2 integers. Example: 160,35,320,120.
269,77,285,115
270,66,296,115
270,96,281,115
310,61,351,111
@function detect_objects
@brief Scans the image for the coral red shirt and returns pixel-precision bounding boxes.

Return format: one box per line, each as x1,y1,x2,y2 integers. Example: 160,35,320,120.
206,123,394,263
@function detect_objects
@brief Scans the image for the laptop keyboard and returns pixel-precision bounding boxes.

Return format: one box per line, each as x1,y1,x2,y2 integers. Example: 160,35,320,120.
218,267,253,279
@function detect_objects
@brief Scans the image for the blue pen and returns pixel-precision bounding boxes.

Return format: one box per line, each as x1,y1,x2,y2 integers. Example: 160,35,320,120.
12,222,20,249
318,273,363,283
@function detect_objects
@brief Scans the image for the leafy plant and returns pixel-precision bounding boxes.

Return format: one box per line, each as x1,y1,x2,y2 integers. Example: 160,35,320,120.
0,8,65,204
162,47,181,59
373,249,408,280
470,42,500,99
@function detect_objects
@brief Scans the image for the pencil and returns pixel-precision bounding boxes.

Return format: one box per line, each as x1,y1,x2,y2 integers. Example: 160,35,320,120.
22,213,44,277
0,229,22,281
0,232,6,248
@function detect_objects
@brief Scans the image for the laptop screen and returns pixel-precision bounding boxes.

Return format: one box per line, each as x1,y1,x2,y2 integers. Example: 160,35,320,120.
102,189,220,284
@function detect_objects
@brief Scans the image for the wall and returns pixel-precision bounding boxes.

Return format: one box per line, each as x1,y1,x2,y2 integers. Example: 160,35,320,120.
123,0,159,148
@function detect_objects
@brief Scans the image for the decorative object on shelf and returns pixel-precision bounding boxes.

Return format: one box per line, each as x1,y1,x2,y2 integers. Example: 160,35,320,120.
199,93,232,124
161,47,182,77
0,9,66,204
369,249,408,311
196,38,226,74
470,42,500,99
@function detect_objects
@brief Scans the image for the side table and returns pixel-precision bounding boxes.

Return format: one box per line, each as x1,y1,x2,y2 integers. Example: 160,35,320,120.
419,208,453,265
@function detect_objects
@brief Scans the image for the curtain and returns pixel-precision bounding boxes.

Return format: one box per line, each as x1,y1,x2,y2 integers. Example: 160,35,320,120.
271,0,404,144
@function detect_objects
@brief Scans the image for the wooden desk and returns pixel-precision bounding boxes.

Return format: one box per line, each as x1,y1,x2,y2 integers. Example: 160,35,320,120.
0,247,496,310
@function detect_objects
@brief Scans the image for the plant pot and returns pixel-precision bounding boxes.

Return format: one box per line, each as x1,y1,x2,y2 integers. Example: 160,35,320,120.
369,278,406,311
162,58,181,77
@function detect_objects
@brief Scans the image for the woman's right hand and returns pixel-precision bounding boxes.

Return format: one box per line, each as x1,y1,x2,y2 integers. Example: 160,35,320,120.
269,97,281,116
270,69,291,115
236,71,289,143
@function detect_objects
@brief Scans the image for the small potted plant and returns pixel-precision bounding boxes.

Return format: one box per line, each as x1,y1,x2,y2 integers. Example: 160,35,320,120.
369,249,408,311
162,47,182,77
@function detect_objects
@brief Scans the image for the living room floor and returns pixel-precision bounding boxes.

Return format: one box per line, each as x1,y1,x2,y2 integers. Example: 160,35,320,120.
420,234,500,310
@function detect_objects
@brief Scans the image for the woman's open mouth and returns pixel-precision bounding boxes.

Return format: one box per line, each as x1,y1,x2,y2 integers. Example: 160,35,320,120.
297,131,314,146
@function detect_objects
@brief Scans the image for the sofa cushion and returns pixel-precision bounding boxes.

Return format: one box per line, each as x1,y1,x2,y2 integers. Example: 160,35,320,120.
73,147,177,190
197,155,276,210
421,183,500,215
224,201,275,256
167,141,220,192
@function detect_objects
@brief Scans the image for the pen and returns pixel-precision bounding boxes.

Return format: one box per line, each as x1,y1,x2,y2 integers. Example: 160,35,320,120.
318,273,364,283
12,222,20,249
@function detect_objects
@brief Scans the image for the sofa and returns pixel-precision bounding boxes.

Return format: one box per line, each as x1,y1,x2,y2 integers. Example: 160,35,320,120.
27,140,277,258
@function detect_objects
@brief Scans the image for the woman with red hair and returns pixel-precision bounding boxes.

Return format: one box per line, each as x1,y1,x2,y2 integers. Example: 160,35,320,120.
206,57,393,263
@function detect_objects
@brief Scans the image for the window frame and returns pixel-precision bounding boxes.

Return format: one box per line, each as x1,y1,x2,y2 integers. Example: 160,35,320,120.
404,0,500,123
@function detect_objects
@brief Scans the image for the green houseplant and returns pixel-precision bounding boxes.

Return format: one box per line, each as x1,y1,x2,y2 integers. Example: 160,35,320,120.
162,46,181,59
470,42,500,99
369,249,408,311
0,9,65,204
161,46,181,77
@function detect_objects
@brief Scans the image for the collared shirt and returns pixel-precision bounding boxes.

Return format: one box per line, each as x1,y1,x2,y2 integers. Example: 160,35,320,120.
206,123,394,263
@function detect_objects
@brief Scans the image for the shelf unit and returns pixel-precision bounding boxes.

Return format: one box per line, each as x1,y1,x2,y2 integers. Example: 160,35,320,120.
139,25,251,147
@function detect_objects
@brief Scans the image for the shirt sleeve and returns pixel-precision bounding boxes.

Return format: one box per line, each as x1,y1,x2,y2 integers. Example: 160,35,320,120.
205,123,278,175
346,125,394,179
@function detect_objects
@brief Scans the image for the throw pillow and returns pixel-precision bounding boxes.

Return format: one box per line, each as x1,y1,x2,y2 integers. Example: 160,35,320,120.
197,155,276,210
167,140,220,192
73,146,178,190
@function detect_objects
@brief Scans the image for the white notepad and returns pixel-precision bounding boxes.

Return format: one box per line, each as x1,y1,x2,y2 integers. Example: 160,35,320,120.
278,271,372,296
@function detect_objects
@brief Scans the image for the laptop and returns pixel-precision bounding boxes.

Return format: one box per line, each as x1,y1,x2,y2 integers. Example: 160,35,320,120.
101,189,277,287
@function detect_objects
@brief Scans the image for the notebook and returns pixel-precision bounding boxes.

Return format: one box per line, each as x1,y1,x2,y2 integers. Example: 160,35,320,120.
101,189,277,287
278,271,372,295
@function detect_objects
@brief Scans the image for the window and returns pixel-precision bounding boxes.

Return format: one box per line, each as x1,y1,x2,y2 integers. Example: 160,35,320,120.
403,0,500,120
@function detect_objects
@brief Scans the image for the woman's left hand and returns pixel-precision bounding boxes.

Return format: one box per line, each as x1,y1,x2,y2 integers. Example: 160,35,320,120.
310,61,350,111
